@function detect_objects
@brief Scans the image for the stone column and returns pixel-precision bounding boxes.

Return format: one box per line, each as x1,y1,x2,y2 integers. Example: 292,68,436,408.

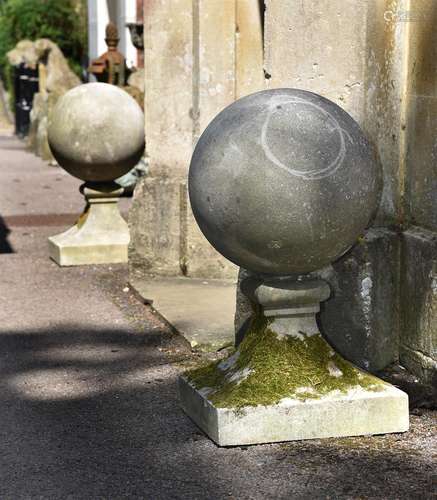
88,0,111,62
117,0,137,68
128,0,265,283
253,0,436,386
129,0,193,279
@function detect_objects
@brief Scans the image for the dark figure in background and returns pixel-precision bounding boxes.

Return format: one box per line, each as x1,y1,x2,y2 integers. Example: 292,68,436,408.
88,23,129,86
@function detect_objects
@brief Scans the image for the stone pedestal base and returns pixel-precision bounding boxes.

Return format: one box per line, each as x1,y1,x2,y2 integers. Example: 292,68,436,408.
179,278,409,446
48,183,129,266
179,370,408,447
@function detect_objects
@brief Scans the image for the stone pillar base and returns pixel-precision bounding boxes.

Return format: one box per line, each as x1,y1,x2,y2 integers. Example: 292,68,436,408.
179,279,409,446
48,182,129,266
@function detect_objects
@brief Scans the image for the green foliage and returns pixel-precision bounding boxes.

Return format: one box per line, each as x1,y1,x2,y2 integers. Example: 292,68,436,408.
0,0,87,86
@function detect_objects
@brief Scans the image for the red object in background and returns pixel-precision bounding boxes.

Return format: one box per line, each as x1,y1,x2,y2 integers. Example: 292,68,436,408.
137,0,144,22
136,0,144,68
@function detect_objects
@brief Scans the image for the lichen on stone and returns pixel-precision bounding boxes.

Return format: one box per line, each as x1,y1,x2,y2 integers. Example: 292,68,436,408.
186,311,384,409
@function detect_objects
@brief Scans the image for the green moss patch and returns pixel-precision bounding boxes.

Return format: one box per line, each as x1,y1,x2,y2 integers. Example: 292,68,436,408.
186,312,384,409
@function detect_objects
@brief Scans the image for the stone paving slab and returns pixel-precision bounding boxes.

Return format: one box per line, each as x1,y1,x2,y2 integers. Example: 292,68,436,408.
130,276,236,351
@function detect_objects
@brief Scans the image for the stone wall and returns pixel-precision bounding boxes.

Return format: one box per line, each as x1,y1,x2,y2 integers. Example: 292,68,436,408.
252,0,406,372
235,0,436,383
399,0,437,384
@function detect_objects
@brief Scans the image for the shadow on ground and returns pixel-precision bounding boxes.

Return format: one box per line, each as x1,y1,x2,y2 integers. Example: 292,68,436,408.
0,215,14,253
0,323,435,499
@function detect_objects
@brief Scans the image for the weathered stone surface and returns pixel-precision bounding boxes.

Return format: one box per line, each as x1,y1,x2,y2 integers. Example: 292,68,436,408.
404,1,437,232
49,184,129,266
123,68,145,111
400,227,437,384
48,83,144,182
363,0,409,228
320,228,400,372
29,92,60,162
234,267,255,345
143,0,193,178
242,0,436,386
11,39,81,151
23,39,81,162
129,177,184,278
235,229,401,372
34,39,80,93
189,89,381,275
195,0,236,139
127,67,145,92
0,80,13,134
130,276,235,351
181,308,409,446
121,85,144,111
263,0,408,227
184,202,237,279
405,95,437,232
6,40,38,67
35,116,51,161
128,0,264,279
179,376,409,446
235,0,264,98
128,0,194,278
28,93,47,153
47,83,144,266
182,87,408,445
7,38,79,102
128,178,238,280
264,0,366,115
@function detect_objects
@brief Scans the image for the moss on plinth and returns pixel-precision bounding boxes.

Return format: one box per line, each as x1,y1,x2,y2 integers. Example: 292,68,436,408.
186,313,384,409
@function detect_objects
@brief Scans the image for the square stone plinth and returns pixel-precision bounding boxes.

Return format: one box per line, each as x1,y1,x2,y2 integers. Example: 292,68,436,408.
48,198,129,266
49,231,128,266
179,376,409,446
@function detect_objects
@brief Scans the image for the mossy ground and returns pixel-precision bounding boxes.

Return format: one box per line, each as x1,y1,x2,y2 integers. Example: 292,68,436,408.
186,312,384,409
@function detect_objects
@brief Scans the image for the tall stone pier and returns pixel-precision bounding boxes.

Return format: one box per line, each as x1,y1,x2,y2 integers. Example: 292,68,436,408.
128,0,264,281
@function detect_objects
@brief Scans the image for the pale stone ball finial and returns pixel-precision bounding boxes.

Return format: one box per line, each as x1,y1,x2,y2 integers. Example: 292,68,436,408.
48,82,144,183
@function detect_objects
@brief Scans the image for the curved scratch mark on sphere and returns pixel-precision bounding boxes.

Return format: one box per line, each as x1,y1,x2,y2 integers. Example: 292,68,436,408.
261,96,347,180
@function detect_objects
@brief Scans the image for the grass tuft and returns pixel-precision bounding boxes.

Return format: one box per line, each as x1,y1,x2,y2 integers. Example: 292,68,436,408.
186,310,384,409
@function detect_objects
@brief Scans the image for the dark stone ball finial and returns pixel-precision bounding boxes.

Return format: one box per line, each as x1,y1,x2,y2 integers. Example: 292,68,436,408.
189,88,381,275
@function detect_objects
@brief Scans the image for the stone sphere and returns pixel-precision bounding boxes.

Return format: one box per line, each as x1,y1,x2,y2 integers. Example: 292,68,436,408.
189,89,381,275
48,83,145,182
